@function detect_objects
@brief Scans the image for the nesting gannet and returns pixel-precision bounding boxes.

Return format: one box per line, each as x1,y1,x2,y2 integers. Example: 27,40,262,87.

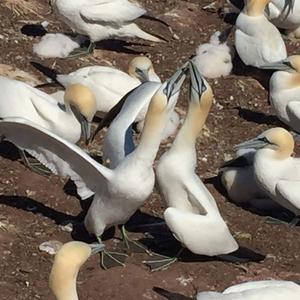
0,66,186,268
145,62,238,270
31,56,161,119
220,148,276,210
0,76,96,144
266,0,300,38
235,0,287,67
193,27,233,78
50,0,165,55
153,280,300,300
260,55,300,133
235,127,300,224
49,241,104,300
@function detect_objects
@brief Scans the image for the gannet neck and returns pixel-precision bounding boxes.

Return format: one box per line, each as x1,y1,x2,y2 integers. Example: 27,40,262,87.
286,72,300,88
64,84,97,122
173,86,213,149
244,0,271,16
49,242,92,300
133,90,168,161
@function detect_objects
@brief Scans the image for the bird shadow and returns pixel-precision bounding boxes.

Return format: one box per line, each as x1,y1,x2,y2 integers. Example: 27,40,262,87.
235,107,284,126
94,39,148,55
0,141,21,161
204,175,297,224
124,210,265,264
231,51,275,90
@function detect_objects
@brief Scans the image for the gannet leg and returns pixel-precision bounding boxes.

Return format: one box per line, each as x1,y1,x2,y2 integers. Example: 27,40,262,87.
18,149,52,176
68,41,96,58
264,216,296,225
120,225,151,254
97,237,128,270
143,248,183,272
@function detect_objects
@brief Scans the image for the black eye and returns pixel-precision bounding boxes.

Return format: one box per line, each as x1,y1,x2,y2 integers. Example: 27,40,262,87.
258,137,269,143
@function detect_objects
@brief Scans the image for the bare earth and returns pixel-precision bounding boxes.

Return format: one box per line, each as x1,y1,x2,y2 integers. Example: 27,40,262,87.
0,0,299,299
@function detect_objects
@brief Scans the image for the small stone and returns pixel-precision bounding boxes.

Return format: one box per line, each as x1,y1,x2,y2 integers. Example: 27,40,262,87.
59,223,73,233
39,240,63,255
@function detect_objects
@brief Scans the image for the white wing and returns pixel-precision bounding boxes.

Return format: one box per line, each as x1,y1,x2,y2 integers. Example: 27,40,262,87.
0,118,113,198
223,280,298,294
80,0,146,25
275,180,300,212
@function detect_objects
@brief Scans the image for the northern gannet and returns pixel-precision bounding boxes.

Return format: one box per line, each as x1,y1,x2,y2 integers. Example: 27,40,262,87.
0,76,96,143
220,148,275,210
235,0,287,67
31,56,160,119
49,241,104,300
261,55,300,133
194,27,233,78
266,0,300,38
235,127,300,224
145,62,238,270
0,66,186,268
50,0,165,55
153,280,300,300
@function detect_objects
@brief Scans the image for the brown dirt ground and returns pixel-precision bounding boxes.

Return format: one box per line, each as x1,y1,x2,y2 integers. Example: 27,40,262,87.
0,0,299,299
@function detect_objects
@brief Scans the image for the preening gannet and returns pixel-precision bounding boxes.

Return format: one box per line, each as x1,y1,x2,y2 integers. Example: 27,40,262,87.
235,127,300,224
0,76,96,143
261,55,300,133
146,62,238,270
50,0,165,54
266,0,300,38
235,0,287,67
49,241,104,300
154,280,300,300
0,66,186,268
220,148,276,210
31,56,161,119
194,27,233,78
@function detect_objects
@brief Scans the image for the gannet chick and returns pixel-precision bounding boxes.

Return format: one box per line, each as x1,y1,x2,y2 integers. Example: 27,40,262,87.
261,55,300,133
266,0,300,38
31,56,160,119
146,62,238,271
194,28,233,78
50,0,165,55
0,66,186,269
49,241,104,300
235,127,300,224
154,280,300,300
220,148,280,210
235,0,287,67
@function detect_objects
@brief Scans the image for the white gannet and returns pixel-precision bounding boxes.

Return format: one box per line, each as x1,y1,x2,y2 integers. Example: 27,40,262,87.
266,0,300,38
260,55,300,133
49,241,104,300
193,27,233,78
50,0,165,55
31,56,161,119
153,280,300,300
235,0,287,67
0,76,96,143
0,67,186,268
235,127,300,224
220,148,276,210
145,62,238,270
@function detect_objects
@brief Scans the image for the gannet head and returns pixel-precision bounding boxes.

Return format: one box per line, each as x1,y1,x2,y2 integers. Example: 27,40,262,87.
128,56,157,83
49,241,104,300
144,63,187,122
261,55,300,73
64,84,97,144
244,0,272,16
235,127,294,159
